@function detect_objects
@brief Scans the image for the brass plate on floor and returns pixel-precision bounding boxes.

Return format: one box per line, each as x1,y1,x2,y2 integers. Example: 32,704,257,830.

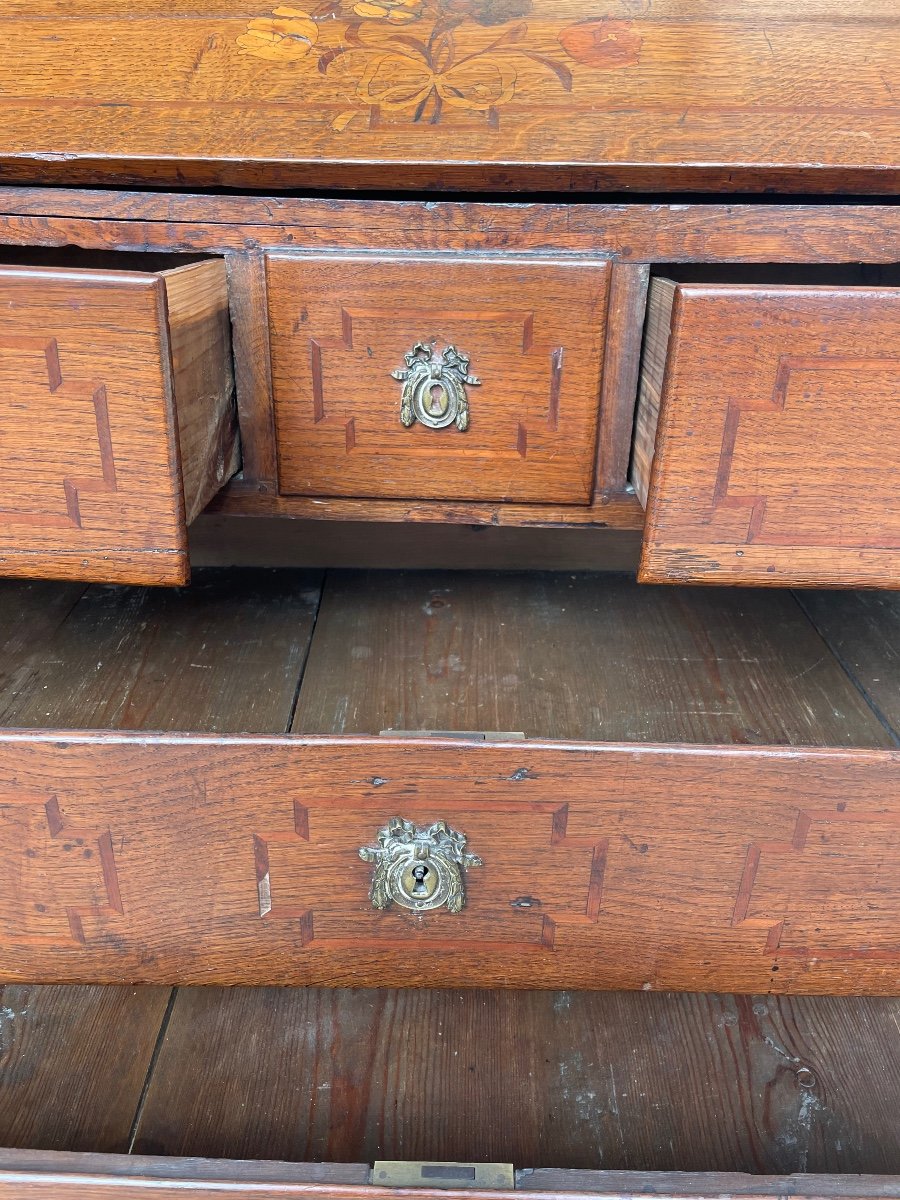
371,1162,515,1190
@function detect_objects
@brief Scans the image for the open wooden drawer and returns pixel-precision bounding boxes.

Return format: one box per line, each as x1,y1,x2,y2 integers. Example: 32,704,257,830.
0,256,240,586
632,273,900,588
0,569,898,993
0,569,898,1194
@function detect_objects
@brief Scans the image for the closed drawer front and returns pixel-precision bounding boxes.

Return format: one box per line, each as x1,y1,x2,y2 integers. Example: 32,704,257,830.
267,252,610,503
632,279,900,587
2,735,898,994
0,261,239,585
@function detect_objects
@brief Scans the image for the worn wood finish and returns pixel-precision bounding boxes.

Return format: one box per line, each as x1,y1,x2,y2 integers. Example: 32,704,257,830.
595,264,650,497
0,3,898,193
3,197,900,264
267,253,609,504
135,989,900,1172
0,734,898,992
0,262,237,585
205,492,645,531
0,570,322,733
292,572,891,746
225,250,278,493
1,1150,899,1199
630,277,674,509
0,569,327,1150
0,985,170,1153
799,591,900,741
637,281,900,588
159,261,240,524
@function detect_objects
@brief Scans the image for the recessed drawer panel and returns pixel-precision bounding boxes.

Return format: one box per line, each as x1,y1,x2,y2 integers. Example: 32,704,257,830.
632,280,900,587
266,252,610,503
0,261,239,585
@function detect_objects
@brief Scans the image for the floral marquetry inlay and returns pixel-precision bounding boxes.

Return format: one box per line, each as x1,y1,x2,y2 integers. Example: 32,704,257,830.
237,0,643,129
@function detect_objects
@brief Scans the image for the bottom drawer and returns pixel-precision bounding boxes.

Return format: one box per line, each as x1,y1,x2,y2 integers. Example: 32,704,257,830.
0,570,897,993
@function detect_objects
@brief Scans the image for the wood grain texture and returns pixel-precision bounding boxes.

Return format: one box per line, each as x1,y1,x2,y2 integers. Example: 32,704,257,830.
2,1150,900,1199
0,734,898,992
267,253,609,504
224,250,278,492
161,261,240,523
630,277,674,509
292,572,891,746
0,263,236,585
799,591,900,741
134,989,900,1173
0,569,322,733
638,282,900,588
595,263,650,497
204,492,645,531
0,985,170,1153
10,1154,900,1200
0,2,897,192
2,196,900,267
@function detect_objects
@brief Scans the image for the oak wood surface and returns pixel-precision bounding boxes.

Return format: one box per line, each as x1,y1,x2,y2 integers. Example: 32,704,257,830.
0,734,898,991
3,197,900,265
292,572,891,746
0,263,235,585
638,282,900,588
798,591,900,742
3,1149,900,1197
160,261,241,524
267,253,609,504
0,569,325,1156
0,2,897,193
595,264,650,497
0,570,322,734
133,989,900,1173
631,278,674,509
0,985,171,1154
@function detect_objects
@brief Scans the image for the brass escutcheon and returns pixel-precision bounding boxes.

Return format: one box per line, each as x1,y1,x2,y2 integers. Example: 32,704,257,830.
359,817,482,913
392,343,480,432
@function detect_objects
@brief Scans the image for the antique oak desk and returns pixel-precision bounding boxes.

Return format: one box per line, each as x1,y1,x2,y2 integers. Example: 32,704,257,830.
0,0,898,1196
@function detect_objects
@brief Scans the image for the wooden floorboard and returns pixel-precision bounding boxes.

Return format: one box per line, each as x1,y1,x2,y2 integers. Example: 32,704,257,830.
0,569,325,1153
0,569,323,733
797,590,900,744
0,984,171,1153
131,988,900,1174
292,571,892,746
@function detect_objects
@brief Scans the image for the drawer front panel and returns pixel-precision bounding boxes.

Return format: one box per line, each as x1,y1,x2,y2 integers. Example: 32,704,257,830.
267,253,609,503
1,734,897,994
636,283,900,587
0,263,237,586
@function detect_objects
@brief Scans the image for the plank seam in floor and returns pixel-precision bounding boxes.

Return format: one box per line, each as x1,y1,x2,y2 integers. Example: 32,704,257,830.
793,590,900,747
284,571,327,736
126,987,178,1155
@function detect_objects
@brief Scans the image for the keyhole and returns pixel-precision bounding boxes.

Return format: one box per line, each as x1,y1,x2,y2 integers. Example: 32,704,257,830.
411,864,430,896
428,384,448,416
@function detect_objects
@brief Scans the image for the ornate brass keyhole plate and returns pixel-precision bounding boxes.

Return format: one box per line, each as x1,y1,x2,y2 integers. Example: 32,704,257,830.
392,343,480,432
359,817,482,913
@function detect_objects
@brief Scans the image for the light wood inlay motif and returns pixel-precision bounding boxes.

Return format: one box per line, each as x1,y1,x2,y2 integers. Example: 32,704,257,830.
638,284,900,587
1,2,899,193
267,252,609,502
